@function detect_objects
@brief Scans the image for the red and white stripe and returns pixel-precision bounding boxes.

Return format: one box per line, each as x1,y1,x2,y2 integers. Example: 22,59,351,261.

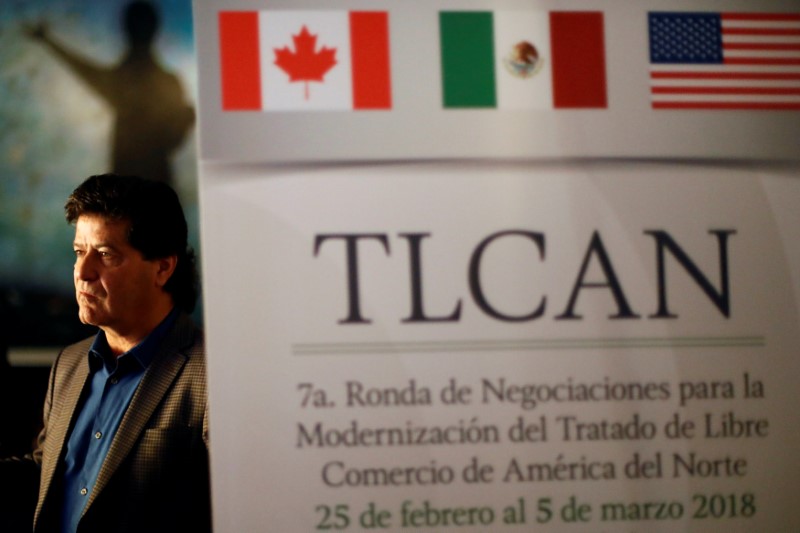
651,12,800,110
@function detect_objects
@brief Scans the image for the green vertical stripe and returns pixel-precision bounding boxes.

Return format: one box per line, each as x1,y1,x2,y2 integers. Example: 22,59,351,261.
440,12,496,108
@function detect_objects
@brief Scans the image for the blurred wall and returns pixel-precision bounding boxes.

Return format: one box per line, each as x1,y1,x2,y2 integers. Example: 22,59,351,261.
0,0,198,461
0,0,198,350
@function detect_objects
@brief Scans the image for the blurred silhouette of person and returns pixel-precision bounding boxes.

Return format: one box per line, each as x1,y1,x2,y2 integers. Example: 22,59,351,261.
25,1,194,185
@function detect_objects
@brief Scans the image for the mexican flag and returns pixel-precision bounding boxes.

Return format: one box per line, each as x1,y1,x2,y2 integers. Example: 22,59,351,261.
219,11,391,111
439,11,607,109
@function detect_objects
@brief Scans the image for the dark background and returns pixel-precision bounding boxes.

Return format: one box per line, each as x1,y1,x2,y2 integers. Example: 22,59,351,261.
0,0,198,458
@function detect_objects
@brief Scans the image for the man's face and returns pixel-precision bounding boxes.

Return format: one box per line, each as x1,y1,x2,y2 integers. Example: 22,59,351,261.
73,214,164,335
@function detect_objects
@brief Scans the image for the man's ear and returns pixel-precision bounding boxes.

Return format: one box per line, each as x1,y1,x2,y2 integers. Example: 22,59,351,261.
155,255,178,288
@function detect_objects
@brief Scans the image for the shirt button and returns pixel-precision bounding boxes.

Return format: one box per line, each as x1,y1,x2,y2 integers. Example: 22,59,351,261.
80,488,88,496
95,431,102,439
110,378,119,385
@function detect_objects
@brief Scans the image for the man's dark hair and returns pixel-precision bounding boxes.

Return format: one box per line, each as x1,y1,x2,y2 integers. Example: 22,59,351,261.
65,174,198,313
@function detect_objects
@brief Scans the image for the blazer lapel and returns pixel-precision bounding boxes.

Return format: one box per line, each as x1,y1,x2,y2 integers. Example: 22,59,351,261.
35,342,92,525
85,314,194,511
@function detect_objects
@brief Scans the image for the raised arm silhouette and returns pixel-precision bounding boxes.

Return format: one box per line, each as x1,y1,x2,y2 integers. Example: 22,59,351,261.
25,1,194,185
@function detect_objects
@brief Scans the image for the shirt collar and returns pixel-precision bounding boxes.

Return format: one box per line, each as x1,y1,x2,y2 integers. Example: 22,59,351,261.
89,308,180,372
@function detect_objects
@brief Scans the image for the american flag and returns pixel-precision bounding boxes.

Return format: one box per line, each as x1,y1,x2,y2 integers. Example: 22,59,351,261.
649,12,800,110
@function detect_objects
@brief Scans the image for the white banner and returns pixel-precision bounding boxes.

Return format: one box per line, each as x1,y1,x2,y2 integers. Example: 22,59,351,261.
194,0,800,530
198,162,800,531
194,0,800,163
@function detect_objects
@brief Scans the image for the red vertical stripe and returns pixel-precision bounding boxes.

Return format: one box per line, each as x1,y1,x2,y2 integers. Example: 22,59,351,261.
219,12,261,110
349,12,392,109
549,12,607,108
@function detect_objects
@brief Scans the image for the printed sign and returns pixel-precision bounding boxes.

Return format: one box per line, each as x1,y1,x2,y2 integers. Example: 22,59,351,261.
193,0,800,531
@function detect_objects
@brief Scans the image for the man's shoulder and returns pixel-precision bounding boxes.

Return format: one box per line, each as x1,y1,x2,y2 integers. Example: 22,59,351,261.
172,312,205,359
48,336,94,385
64,335,94,351
162,314,206,388
58,336,95,364
161,315,207,407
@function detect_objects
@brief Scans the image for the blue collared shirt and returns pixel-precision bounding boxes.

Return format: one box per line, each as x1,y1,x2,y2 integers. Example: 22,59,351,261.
59,309,178,533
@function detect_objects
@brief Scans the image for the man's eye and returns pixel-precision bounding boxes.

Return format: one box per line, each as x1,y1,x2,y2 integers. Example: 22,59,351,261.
74,249,84,257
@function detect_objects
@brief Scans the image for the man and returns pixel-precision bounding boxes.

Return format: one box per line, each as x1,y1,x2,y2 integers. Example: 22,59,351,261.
2,174,210,532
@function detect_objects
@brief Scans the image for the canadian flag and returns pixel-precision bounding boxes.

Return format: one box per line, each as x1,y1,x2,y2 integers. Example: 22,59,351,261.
219,11,392,111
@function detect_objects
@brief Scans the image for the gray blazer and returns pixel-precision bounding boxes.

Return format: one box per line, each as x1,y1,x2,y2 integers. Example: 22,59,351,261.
32,313,210,532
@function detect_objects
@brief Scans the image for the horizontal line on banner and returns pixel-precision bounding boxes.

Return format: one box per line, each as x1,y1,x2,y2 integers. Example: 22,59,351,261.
651,79,800,87
652,101,800,109
725,42,800,51
724,49,800,58
653,86,800,95
722,13,800,24
651,93,800,102
293,336,765,355
651,65,800,74
724,34,800,44
725,56,800,65
723,28,800,37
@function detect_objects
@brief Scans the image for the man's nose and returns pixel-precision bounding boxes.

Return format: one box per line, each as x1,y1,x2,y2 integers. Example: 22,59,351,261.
75,254,98,281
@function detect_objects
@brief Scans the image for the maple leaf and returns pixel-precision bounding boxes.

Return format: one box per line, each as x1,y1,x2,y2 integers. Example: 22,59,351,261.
274,26,338,100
